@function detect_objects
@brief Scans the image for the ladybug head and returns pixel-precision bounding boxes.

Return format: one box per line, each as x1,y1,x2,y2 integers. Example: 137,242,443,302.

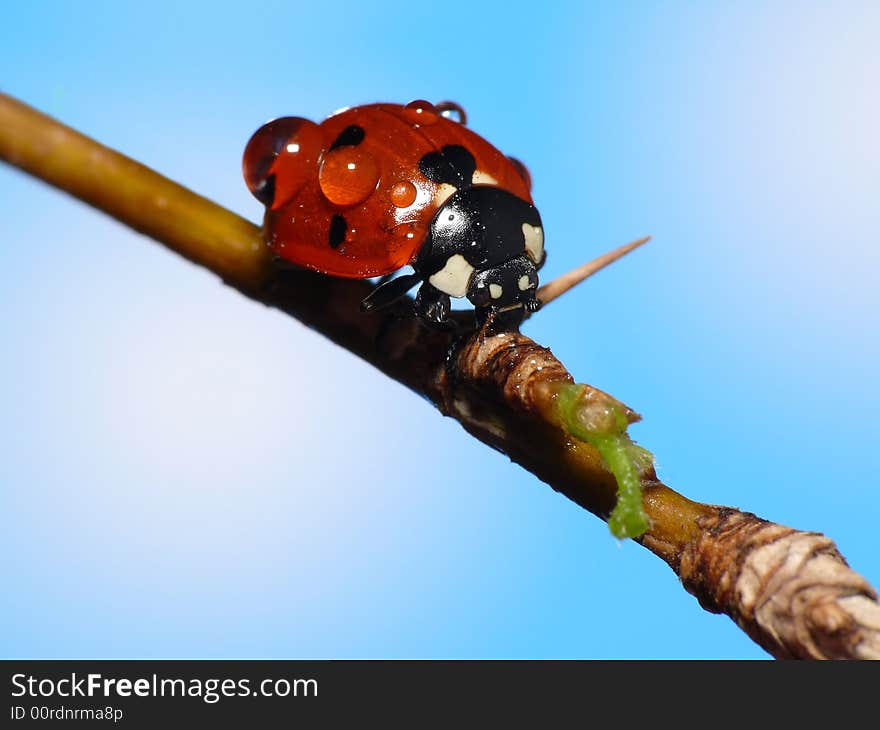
242,117,323,209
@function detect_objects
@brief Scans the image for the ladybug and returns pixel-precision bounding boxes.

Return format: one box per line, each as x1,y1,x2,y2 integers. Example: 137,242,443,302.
243,100,545,327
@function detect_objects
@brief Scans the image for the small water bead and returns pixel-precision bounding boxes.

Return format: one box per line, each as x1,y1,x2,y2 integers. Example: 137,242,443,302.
389,180,418,208
403,99,440,126
435,101,467,125
318,147,380,207
508,156,532,191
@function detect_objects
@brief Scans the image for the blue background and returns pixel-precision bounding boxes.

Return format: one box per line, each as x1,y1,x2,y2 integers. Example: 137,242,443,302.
2,2,877,659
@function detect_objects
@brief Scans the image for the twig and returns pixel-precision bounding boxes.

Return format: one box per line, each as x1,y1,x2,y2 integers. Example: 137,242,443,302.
1,92,877,659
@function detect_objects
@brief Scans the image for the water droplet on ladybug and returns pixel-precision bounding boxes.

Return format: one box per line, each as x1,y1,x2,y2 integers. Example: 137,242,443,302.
435,101,467,125
318,147,380,207
389,181,417,208
243,117,322,208
508,156,532,191
403,99,439,126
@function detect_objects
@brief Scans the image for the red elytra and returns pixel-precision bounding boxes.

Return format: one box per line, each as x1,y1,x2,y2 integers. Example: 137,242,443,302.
243,101,533,279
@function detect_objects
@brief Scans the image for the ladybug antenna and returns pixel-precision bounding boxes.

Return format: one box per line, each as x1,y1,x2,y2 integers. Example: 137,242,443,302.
536,235,651,307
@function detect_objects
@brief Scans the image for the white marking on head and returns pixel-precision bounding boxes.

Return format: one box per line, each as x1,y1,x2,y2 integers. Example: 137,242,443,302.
428,254,475,298
472,170,498,186
489,284,503,299
522,223,544,264
518,275,532,291
434,183,457,207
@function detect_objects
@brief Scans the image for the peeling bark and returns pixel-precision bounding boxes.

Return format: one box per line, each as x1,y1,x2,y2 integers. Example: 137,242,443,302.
679,510,880,659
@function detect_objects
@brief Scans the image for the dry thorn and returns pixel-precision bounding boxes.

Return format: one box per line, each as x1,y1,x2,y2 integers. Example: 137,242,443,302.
536,235,651,306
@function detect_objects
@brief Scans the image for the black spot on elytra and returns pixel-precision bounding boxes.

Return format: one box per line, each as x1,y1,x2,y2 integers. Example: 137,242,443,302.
418,145,476,188
329,125,365,150
329,214,347,248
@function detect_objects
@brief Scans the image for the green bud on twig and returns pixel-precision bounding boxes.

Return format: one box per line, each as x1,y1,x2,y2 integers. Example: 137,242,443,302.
556,383,651,538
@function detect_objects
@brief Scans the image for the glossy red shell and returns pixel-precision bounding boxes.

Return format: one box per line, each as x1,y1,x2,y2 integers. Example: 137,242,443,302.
243,103,533,279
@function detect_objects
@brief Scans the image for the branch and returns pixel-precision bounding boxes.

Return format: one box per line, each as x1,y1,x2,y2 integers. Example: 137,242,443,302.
2,93,877,659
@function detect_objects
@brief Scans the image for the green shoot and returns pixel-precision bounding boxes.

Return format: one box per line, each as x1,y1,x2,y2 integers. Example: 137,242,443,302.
556,384,652,539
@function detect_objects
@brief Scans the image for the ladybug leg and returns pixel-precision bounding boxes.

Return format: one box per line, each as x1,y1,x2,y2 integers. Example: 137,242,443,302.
475,305,526,331
360,272,422,312
413,282,453,328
